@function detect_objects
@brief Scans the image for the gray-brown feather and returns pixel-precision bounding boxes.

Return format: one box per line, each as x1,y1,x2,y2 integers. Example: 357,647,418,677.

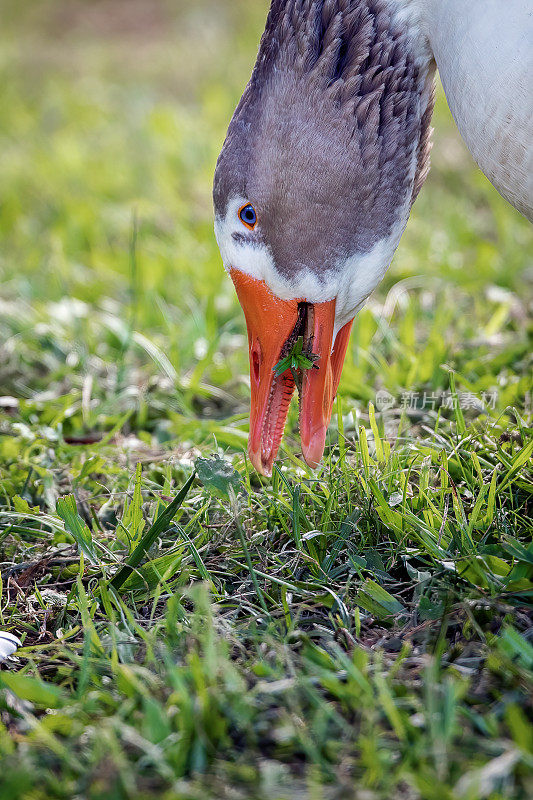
214,0,435,279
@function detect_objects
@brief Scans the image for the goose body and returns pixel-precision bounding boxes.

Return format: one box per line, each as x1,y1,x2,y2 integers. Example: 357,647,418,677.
214,0,533,474
423,0,533,220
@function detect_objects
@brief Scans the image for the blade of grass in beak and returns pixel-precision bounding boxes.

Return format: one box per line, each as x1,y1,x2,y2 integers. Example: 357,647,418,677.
110,472,196,591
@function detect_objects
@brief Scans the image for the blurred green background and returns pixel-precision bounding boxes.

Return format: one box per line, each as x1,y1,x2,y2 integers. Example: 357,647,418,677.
0,0,531,441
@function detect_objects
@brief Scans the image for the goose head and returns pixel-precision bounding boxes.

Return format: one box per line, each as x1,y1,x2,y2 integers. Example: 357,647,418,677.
214,1,434,475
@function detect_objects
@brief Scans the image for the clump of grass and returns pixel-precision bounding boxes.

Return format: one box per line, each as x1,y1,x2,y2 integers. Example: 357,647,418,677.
1,401,531,798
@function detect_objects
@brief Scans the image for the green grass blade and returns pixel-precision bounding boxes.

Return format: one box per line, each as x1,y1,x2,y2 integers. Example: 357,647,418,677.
56,495,99,565
110,473,195,591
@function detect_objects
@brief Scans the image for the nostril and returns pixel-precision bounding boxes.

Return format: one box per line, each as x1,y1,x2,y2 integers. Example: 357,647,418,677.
252,345,260,384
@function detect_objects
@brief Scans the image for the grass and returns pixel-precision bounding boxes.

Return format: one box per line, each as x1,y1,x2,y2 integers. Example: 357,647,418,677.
0,1,532,798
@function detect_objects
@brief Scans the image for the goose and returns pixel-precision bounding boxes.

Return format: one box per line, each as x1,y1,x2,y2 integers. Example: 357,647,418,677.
213,0,532,476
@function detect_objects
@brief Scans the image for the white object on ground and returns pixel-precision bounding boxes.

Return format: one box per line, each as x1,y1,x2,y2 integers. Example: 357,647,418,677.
0,632,22,663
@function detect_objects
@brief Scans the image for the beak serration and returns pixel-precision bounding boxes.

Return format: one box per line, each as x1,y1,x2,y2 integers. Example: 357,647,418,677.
229,269,353,475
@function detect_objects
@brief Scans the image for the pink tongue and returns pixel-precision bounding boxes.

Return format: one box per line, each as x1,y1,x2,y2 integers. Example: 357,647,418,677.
260,371,295,474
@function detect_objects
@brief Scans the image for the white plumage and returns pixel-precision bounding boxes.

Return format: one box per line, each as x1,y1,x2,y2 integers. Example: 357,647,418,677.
422,0,533,220
0,632,21,663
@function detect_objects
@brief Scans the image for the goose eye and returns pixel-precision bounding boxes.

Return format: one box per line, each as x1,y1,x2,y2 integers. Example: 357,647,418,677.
239,203,257,229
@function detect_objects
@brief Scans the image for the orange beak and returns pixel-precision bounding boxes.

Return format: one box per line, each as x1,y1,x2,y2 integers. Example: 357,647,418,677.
230,269,353,476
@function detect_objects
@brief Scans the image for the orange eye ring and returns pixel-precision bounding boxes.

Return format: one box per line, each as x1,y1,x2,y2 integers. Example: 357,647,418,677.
239,203,258,230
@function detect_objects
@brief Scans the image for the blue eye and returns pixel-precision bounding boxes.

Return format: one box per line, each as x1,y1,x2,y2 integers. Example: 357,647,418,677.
239,203,257,229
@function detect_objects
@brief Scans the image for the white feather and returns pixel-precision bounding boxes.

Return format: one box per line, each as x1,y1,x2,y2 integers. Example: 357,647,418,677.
421,0,533,220
0,632,21,663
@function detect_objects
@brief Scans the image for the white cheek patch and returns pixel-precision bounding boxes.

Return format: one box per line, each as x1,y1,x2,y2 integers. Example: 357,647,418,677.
215,190,412,347
333,206,412,339
214,196,276,287
214,196,339,304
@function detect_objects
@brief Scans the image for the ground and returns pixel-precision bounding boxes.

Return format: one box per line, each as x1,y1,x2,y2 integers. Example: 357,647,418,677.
0,2,532,799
